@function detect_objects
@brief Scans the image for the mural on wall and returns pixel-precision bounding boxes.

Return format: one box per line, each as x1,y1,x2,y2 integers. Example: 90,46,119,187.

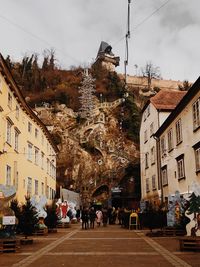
31,195,47,229
56,199,77,223
56,199,70,223
167,191,186,227
184,181,200,237
0,185,16,237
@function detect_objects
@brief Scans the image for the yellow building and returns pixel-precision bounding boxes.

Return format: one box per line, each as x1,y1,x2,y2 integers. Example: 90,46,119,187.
0,54,58,204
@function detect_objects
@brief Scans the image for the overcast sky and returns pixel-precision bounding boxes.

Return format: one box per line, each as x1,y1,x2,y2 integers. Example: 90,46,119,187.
0,0,199,82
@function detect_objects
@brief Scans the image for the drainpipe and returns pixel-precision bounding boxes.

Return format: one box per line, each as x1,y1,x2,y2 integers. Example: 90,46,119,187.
153,135,163,206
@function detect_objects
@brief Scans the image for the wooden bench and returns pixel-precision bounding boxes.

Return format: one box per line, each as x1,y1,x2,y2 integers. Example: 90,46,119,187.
161,229,186,236
146,228,185,237
34,228,48,236
57,222,70,228
0,239,20,253
179,236,200,251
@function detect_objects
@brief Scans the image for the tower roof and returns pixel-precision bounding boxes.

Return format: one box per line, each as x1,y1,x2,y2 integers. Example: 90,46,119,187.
97,41,114,57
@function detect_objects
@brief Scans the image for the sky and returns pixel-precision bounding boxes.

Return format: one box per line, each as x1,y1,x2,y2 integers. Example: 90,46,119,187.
0,0,199,82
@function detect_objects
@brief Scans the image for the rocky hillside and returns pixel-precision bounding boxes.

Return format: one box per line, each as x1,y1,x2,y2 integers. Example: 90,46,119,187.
5,52,142,204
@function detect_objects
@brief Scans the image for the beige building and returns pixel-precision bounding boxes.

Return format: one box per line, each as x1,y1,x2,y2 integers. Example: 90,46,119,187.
0,54,58,204
140,90,186,204
154,76,200,201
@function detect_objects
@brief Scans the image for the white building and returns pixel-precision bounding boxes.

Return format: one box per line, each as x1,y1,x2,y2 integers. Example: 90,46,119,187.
140,90,186,205
154,76,200,201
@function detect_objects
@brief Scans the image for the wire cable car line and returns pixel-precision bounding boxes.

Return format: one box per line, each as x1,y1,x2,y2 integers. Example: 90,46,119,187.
113,0,171,48
0,13,80,64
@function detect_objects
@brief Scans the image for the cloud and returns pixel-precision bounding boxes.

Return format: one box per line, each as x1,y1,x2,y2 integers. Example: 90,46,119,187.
0,0,199,81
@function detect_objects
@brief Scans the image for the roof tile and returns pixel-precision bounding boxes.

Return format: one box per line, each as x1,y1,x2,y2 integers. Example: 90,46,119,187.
150,90,187,110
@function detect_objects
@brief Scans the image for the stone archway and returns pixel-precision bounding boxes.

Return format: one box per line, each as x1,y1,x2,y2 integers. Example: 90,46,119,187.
91,184,109,204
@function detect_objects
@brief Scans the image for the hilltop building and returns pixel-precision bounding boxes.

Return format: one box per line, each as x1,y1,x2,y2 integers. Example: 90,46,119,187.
0,54,58,204
94,41,120,72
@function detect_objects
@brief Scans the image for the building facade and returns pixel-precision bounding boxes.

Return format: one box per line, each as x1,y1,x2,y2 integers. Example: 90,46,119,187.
0,54,58,204
140,90,186,204
154,76,200,201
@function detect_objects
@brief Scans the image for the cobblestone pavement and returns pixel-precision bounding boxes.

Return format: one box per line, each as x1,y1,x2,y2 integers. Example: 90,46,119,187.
0,224,200,267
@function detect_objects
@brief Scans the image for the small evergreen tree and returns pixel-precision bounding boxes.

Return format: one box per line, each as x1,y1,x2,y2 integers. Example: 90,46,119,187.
20,196,38,239
187,192,200,218
44,202,58,229
79,69,96,119
10,199,22,233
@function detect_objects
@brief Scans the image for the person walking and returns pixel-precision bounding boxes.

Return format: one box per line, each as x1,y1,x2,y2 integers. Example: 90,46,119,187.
96,208,103,227
102,207,108,227
89,207,97,229
81,207,89,230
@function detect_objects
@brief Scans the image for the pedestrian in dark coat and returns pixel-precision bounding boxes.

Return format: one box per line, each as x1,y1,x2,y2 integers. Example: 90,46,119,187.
81,207,89,230
89,207,97,229
102,207,108,227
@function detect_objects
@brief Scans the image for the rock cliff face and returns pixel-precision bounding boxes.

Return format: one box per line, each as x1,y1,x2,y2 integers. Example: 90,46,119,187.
35,98,140,204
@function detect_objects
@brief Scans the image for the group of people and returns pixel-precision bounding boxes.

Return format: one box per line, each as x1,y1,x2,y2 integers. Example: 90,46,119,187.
80,206,126,229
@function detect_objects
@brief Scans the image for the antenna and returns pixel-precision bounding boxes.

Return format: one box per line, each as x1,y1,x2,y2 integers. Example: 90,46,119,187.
124,0,131,94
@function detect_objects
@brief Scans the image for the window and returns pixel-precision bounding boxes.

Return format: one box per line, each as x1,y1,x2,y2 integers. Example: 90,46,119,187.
176,119,182,145
15,171,19,190
27,177,32,195
144,130,148,143
150,122,154,136
143,110,147,121
34,147,39,165
147,105,150,117
6,119,12,144
8,92,12,109
167,128,173,152
41,152,44,169
41,182,44,195
176,154,185,180
35,128,39,139
15,105,19,119
146,178,150,193
28,122,32,133
160,136,166,156
47,159,50,174
52,165,56,179
145,152,149,169
161,166,168,186
14,161,18,190
14,129,19,152
27,143,32,161
47,142,49,154
193,142,200,172
195,147,200,172
6,165,11,185
47,186,49,198
152,175,156,190
35,180,39,195
193,98,200,130
151,146,155,164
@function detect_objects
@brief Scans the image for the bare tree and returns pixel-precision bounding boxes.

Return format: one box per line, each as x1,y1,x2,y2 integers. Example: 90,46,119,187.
141,61,161,89
178,80,192,91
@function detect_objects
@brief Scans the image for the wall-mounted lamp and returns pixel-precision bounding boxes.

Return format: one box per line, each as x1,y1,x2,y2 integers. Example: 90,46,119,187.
0,149,7,155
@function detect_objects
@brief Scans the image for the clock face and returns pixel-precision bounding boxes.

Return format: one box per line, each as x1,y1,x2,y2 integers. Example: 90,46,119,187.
98,159,103,165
